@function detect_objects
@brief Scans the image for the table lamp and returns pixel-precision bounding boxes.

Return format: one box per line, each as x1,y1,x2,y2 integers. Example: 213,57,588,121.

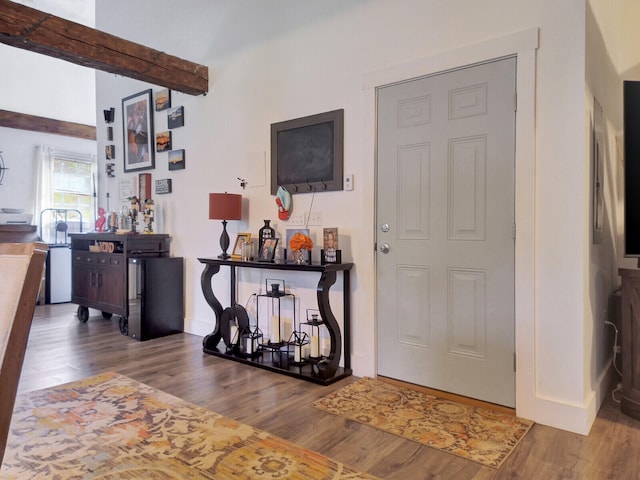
209,192,242,259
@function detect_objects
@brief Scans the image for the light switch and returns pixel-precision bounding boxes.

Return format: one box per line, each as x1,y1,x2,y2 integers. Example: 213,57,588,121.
344,174,354,191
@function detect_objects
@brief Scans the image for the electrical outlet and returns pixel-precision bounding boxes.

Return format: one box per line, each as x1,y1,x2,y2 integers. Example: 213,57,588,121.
308,211,322,226
288,213,304,225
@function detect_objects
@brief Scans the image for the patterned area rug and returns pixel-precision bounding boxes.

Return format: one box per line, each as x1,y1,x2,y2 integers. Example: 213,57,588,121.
313,377,533,469
2,372,378,479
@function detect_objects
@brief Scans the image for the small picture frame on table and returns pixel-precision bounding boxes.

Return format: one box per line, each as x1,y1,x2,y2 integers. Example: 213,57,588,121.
231,233,251,259
259,238,278,262
321,227,340,264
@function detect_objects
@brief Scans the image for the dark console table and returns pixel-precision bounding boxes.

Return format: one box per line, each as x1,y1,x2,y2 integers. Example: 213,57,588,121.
619,268,640,420
198,258,353,385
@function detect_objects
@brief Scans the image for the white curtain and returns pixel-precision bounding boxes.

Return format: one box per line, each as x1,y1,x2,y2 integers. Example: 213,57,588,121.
32,145,53,238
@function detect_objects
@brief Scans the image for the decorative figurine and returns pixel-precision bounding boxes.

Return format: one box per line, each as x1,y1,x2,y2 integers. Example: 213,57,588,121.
143,198,155,233
119,205,131,231
95,207,106,232
128,196,140,233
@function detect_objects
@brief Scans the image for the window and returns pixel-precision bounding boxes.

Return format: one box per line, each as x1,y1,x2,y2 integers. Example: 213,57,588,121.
52,156,94,222
38,149,96,243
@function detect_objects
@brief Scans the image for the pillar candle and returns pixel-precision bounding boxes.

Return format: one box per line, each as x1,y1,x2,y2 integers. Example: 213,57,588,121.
310,335,320,357
321,337,331,357
230,325,238,345
270,315,280,342
282,317,293,341
246,336,256,354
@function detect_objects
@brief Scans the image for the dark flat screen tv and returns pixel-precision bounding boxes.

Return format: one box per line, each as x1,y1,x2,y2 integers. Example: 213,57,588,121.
624,81,640,256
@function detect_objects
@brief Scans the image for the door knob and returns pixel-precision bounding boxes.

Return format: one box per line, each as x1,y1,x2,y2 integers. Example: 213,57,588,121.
378,243,390,254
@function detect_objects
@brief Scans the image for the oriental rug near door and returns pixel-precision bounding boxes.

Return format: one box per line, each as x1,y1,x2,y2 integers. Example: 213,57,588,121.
1,372,378,479
313,377,533,469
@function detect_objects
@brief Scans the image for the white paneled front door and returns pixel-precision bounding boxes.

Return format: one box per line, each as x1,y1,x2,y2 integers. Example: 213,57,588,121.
376,57,516,407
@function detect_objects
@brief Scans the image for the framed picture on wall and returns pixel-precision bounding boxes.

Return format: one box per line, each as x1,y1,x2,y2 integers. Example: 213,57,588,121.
155,89,171,111
168,149,185,170
156,131,172,152
168,106,184,129
122,89,155,172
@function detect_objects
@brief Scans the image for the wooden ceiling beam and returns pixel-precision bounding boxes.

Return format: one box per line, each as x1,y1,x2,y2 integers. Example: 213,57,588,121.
0,109,96,140
0,1,208,96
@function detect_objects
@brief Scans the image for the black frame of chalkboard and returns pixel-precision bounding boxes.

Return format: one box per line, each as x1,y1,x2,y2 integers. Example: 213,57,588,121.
270,109,344,195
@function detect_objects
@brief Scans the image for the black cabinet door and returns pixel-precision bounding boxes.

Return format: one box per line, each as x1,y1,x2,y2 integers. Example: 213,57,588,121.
128,257,184,341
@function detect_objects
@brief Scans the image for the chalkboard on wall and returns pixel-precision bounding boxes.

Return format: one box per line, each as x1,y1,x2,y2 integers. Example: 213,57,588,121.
270,109,344,195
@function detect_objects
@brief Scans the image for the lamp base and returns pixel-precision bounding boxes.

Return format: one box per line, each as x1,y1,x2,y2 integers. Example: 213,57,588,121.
218,220,231,259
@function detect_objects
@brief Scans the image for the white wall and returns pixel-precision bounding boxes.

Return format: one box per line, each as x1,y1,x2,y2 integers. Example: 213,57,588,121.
93,0,635,434
584,0,626,420
1,1,95,125
0,127,96,216
0,0,97,215
583,0,640,427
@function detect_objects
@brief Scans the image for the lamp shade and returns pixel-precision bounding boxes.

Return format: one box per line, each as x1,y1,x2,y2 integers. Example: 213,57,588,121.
209,193,242,220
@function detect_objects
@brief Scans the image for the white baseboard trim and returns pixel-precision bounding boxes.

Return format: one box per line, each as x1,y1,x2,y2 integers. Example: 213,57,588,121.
525,362,616,435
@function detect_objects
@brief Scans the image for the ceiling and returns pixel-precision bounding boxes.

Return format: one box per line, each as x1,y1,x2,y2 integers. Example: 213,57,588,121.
9,0,94,26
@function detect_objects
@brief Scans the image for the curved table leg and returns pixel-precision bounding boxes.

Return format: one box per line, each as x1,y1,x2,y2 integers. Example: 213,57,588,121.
316,269,340,378
201,263,223,351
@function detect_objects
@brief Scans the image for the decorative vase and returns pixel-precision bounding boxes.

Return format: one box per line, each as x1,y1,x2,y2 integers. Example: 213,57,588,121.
259,219,275,250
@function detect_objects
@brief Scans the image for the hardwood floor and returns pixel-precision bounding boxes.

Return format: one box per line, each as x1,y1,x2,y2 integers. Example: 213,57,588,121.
12,303,640,479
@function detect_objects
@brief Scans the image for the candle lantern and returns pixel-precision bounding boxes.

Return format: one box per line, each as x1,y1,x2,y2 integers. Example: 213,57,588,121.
238,325,263,357
273,344,290,369
302,309,324,359
256,278,296,349
228,315,240,352
288,330,310,364
222,305,248,354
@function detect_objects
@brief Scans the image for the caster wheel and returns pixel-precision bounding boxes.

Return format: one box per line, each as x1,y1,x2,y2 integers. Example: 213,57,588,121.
102,311,113,319
119,316,128,336
77,306,89,323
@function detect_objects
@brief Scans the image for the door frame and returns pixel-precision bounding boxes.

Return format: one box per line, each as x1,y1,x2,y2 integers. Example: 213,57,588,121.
363,28,539,417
